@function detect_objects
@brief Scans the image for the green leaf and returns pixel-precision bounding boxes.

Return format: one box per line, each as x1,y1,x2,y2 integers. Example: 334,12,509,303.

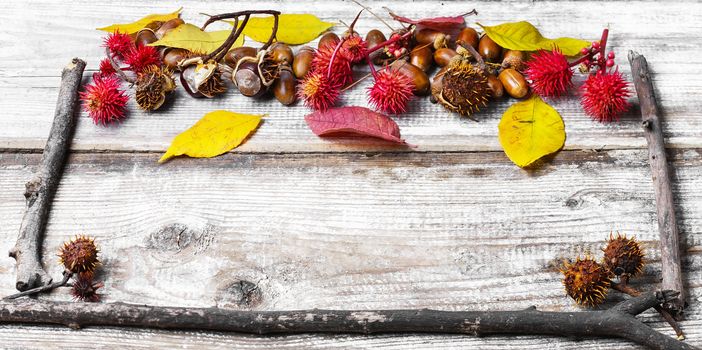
478,21,589,56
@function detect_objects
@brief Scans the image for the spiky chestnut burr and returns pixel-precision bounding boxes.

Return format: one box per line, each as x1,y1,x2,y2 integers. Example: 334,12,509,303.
124,45,162,74
79,73,129,126
103,31,134,60
603,233,645,277
298,71,340,111
367,68,414,114
581,69,631,122
58,235,99,274
561,256,612,307
135,65,176,111
71,274,104,302
340,35,368,64
312,43,353,86
432,58,490,117
98,58,117,77
525,48,573,98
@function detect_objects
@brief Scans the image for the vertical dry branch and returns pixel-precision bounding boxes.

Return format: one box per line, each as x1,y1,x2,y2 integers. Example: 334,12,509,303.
628,51,685,316
8,58,86,291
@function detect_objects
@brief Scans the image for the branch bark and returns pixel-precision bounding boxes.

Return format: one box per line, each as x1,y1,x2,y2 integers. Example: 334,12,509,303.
8,58,86,291
628,51,686,316
0,291,694,350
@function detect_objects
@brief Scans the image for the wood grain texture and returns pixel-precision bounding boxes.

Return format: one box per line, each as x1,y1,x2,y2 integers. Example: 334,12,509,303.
0,149,700,348
1,1,702,152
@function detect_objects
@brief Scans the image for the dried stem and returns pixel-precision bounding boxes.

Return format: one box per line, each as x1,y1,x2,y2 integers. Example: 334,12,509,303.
351,0,395,31
105,48,134,83
8,58,85,292
612,278,684,339
201,10,282,62
0,291,692,350
366,29,413,54
3,271,72,300
628,51,686,317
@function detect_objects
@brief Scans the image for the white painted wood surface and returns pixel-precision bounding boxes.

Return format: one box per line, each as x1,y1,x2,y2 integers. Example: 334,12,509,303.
0,0,700,349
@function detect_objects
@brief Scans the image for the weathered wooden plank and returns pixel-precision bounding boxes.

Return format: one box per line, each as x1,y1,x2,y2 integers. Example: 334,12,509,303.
1,1,701,152
0,149,700,347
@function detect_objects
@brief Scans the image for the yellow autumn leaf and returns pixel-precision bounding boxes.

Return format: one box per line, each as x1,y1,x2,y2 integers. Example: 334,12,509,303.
97,8,182,34
498,95,566,168
149,24,243,54
159,111,262,163
240,14,335,45
479,21,589,56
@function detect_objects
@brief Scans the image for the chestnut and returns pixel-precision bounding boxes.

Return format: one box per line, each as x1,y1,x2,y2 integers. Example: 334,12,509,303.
478,35,503,63
163,48,190,70
486,75,504,99
434,48,458,67
391,60,430,96
224,47,258,68
156,18,184,38
234,61,265,97
293,46,315,79
318,32,340,49
136,29,158,47
456,27,479,50
269,42,294,64
410,46,433,72
498,68,529,99
273,66,297,105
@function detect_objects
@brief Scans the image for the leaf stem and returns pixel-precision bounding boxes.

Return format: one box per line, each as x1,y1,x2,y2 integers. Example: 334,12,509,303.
326,39,346,80
366,29,413,55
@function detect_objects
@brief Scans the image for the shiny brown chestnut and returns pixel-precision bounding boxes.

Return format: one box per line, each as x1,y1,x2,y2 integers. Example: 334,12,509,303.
365,29,388,65
498,68,529,99
273,66,297,105
434,48,458,67
391,60,430,96
269,42,294,64
410,46,433,72
224,47,258,68
136,29,158,47
163,48,190,70
486,75,504,99
293,46,315,79
156,18,184,38
456,27,479,50
478,35,503,63
318,32,340,49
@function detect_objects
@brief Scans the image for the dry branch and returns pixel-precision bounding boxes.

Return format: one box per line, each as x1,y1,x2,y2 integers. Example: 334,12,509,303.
0,291,694,350
8,58,86,291
628,51,686,316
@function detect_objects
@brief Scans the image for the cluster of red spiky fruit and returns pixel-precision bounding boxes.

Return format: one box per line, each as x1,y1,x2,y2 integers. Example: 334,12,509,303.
525,29,631,123
299,12,415,114
81,30,165,126
58,235,104,302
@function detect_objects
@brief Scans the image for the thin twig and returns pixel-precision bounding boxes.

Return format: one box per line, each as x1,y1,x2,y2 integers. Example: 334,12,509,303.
105,48,134,83
0,291,692,350
628,51,686,317
3,272,72,300
8,58,85,292
351,0,395,31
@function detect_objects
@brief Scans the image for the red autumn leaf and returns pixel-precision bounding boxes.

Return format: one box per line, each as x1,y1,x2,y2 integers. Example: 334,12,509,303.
304,106,407,145
387,9,476,33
